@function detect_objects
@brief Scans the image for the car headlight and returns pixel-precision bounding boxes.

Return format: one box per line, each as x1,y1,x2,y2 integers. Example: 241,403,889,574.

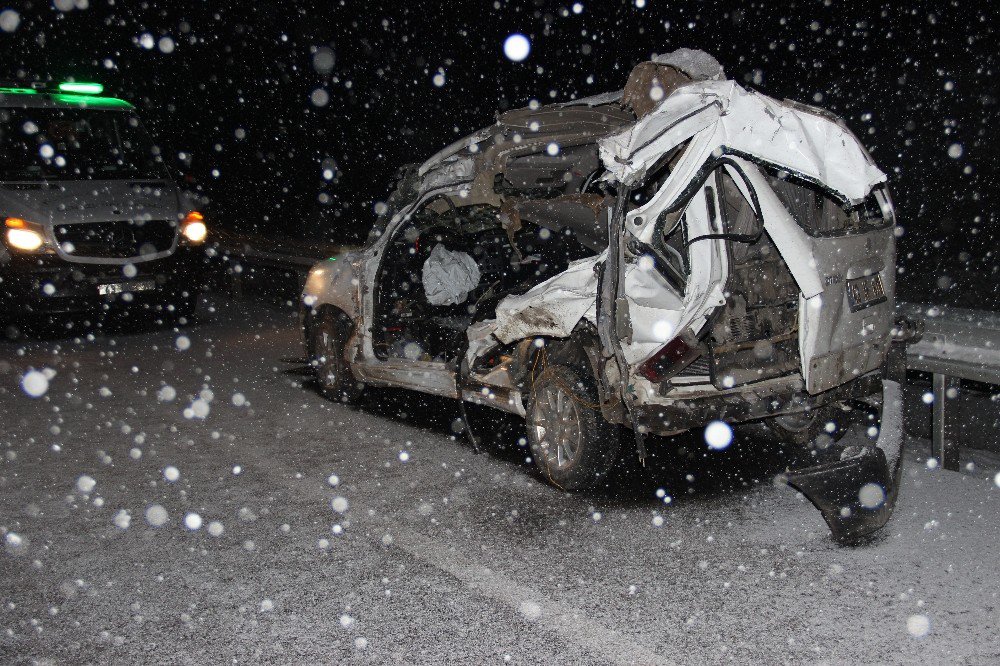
181,211,207,243
5,218,46,252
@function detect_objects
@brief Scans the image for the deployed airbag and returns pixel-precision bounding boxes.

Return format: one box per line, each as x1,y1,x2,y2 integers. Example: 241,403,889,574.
422,243,481,306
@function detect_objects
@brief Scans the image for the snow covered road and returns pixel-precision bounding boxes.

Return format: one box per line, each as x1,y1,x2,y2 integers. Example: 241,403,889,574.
1,298,998,664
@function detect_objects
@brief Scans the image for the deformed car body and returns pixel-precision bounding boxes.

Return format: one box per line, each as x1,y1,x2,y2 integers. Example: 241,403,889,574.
302,50,906,541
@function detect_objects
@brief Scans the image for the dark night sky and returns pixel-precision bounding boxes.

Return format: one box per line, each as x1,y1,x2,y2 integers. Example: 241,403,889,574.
1,0,997,305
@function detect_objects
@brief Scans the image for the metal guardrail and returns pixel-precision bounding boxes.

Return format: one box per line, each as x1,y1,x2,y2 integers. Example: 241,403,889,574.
209,237,999,471
898,302,1000,470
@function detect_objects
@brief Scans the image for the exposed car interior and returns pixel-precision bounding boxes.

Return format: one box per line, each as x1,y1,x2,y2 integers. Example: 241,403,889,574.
372,203,595,362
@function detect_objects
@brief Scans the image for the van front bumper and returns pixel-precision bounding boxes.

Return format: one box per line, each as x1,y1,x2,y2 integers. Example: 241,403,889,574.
0,247,209,317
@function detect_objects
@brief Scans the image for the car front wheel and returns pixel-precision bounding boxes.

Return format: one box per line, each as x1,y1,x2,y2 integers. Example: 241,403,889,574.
311,311,363,404
525,363,620,491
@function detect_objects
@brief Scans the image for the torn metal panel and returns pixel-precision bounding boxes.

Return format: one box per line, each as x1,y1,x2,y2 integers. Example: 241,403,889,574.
491,253,603,345
600,80,886,203
618,259,686,366
418,154,478,193
418,126,497,177
785,379,904,542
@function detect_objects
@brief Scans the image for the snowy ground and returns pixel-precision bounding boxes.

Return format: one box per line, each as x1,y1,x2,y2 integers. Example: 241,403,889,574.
1,297,998,665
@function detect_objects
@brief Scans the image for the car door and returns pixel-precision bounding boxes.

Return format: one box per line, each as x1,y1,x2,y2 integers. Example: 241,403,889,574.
349,196,461,399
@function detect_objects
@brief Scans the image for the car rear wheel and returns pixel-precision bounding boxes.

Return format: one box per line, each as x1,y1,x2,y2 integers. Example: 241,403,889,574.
311,310,363,404
526,363,620,491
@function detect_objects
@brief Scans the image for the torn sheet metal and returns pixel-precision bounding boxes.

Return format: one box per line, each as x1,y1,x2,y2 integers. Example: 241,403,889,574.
418,126,495,177
599,80,886,203
418,154,478,194
651,47,726,81
491,254,603,344
484,248,692,368
422,243,481,306
785,379,904,541
618,260,686,366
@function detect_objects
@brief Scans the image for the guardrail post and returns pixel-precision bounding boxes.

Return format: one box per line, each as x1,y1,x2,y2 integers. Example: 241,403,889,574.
932,373,960,471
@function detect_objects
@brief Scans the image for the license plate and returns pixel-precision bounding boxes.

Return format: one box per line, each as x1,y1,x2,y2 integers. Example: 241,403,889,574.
845,274,886,311
98,280,156,296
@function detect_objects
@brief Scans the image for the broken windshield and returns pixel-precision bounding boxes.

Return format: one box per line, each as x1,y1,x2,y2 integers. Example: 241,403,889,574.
0,107,166,181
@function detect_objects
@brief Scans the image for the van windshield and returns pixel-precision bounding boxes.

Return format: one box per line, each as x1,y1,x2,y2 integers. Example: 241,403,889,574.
0,107,166,181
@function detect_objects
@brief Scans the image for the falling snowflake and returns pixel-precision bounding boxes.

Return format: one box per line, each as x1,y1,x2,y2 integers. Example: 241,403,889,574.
76,475,96,493
704,421,733,450
20,370,49,398
503,34,530,62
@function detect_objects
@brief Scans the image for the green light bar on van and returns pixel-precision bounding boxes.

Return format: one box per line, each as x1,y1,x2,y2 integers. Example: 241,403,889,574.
58,82,104,95
0,87,38,95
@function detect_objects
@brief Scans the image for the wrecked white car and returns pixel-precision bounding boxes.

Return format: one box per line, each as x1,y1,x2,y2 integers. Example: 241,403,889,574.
302,50,906,541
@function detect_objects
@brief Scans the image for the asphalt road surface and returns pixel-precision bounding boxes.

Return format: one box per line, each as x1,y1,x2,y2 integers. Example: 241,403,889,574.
1,297,998,665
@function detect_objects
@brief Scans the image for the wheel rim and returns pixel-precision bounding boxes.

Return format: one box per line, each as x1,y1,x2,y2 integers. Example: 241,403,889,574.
532,383,583,471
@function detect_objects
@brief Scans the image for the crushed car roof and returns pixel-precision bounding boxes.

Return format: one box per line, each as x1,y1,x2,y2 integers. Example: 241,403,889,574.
406,49,884,245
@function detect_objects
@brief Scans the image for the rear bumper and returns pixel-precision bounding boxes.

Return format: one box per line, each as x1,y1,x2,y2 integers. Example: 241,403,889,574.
785,378,905,542
0,247,209,317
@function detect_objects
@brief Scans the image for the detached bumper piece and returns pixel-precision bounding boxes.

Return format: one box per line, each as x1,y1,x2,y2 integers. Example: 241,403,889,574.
785,380,904,542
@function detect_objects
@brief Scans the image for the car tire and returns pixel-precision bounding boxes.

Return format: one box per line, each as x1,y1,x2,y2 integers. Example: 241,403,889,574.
525,362,621,491
311,310,363,404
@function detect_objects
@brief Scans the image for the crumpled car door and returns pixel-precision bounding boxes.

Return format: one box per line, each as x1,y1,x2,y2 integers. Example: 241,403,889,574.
600,156,730,397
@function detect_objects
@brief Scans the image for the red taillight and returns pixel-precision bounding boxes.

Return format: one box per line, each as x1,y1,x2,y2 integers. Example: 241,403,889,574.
183,211,204,224
5,217,27,228
637,330,702,383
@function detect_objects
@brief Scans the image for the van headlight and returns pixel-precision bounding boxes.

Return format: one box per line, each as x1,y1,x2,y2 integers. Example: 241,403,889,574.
4,218,46,252
180,211,207,243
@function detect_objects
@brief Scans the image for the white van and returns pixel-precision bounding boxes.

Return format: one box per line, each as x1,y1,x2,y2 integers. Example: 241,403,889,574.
0,81,208,327
301,51,907,541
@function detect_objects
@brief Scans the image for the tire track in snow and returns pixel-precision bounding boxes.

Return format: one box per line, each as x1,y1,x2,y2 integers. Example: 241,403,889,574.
384,527,676,666
237,403,675,666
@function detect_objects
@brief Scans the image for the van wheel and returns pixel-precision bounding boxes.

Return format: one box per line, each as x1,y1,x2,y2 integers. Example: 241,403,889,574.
311,311,363,404
526,363,620,491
